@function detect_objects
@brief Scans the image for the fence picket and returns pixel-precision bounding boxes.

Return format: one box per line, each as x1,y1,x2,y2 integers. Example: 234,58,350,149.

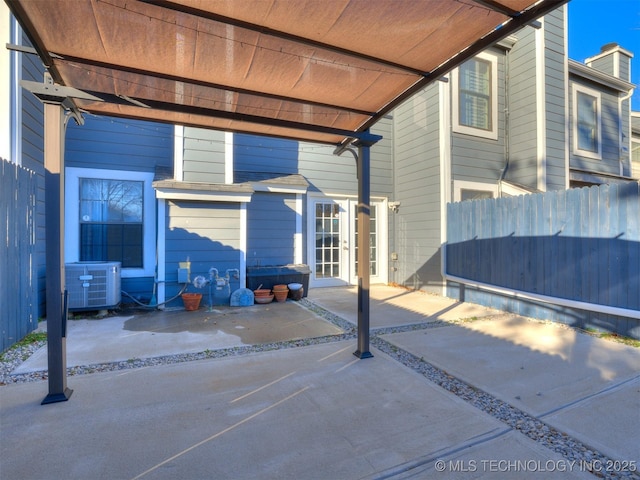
1,159,37,352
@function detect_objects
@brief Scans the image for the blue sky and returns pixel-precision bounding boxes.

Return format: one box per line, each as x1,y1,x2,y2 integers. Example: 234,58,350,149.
567,0,640,110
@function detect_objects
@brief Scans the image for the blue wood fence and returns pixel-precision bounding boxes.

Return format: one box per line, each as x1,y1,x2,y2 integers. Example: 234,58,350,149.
446,182,639,338
1,158,38,352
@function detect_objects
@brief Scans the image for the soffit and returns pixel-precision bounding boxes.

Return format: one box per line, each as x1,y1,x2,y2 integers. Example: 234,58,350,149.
7,0,567,147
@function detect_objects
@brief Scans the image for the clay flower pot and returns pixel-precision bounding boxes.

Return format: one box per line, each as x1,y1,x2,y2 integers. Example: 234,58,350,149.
272,284,289,302
254,294,274,304
182,293,202,311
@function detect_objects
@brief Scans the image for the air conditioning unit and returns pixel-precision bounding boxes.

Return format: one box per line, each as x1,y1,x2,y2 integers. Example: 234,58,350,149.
65,262,121,311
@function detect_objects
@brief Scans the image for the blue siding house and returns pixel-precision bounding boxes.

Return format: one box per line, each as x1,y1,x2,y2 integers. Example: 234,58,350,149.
2,4,638,344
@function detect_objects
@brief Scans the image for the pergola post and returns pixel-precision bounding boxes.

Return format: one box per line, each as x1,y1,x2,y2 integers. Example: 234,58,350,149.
354,140,373,359
41,101,73,405
334,131,380,358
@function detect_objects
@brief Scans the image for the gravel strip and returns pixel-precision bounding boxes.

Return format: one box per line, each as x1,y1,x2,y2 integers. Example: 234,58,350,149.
1,302,637,480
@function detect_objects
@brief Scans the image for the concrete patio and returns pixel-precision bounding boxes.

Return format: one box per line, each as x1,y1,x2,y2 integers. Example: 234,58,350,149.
1,285,638,479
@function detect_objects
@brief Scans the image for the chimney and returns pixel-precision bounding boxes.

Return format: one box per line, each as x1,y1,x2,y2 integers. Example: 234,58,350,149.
585,43,634,81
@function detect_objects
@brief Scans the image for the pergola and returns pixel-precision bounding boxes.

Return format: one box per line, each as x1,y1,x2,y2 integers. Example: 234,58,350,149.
6,0,567,403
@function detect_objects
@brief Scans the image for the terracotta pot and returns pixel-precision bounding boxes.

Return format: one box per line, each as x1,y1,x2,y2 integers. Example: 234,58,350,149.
254,289,272,297
273,287,288,302
272,284,288,291
182,293,202,311
254,294,274,304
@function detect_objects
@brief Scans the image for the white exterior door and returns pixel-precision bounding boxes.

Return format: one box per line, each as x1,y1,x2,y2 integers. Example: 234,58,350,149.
308,196,387,288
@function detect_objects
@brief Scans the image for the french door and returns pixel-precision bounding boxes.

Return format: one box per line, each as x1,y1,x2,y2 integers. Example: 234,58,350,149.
309,197,386,287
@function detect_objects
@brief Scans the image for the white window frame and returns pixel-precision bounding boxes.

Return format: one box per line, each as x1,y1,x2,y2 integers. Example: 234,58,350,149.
453,180,498,202
65,167,156,278
452,52,499,140
572,84,602,160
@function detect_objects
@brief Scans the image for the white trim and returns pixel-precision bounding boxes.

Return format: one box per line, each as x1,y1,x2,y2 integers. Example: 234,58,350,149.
563,5,570,189
10,16,22,165
452,180,498,202
376,198,389,285
65,167,156,278
572,83,603,160
586,45,634,70
156,199,166,308
250,183,307,194
173,125,184,181
154,189,252,202
569,60,634,92
499,181,531,197
439,75,452,296
225,131,234,184
239,202,247,288
451,51,498,140
535,20,547,191
294,193,303,264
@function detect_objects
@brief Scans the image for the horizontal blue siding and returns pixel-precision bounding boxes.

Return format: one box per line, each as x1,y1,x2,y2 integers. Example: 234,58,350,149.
247,192,297,267
235,134,298,175
164,201,242,306
66,116,173,172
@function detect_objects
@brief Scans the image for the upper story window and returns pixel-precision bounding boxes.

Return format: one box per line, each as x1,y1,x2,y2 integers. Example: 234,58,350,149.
452,52,498,140
572,84,602,159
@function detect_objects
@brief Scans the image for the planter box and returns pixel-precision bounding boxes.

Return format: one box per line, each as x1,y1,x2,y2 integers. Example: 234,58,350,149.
246,264,310,298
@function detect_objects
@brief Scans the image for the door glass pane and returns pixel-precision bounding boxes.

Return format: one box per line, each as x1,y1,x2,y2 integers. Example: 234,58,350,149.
315,202,341,279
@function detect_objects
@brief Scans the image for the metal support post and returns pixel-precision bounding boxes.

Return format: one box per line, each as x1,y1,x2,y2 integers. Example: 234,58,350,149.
41,101,73,404
354,139,373,359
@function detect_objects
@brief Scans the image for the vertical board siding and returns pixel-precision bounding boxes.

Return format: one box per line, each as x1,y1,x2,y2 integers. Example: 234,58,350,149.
446,183,640,337
1,160,37,351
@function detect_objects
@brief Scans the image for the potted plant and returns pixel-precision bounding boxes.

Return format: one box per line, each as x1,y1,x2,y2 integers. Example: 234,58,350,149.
182,275,206,311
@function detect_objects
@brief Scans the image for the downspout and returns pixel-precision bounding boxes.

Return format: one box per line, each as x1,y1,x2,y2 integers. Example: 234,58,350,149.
499,48,511,193
618,87,634,177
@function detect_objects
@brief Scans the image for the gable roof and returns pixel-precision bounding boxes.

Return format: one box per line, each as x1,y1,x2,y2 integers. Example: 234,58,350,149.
8,0,567,148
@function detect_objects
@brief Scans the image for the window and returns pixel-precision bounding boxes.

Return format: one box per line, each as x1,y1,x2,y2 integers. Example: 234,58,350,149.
66,168,156,277
79,178,143,267
453,180,498,202
572,84,602,159
452,52,498,139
